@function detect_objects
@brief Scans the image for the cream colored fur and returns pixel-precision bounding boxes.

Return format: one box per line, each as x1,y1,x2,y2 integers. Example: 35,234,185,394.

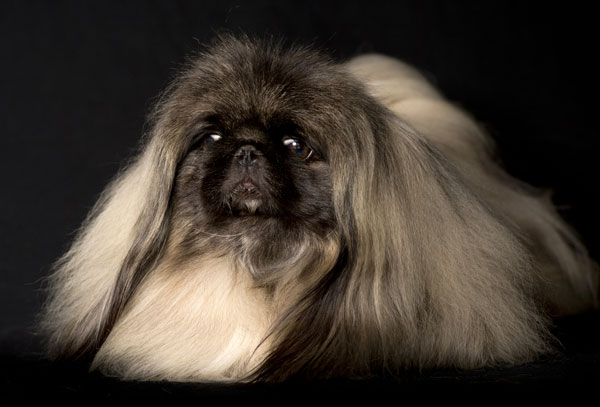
92,256,274,381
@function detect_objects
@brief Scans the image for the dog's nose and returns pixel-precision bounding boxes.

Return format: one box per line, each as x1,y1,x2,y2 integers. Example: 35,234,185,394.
235,144,262,167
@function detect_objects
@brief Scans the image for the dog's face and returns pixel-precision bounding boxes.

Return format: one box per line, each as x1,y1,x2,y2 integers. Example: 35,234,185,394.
167,53,349,266
173,113,335,237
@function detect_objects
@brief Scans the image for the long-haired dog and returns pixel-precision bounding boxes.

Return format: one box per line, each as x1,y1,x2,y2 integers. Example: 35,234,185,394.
40,36,599,382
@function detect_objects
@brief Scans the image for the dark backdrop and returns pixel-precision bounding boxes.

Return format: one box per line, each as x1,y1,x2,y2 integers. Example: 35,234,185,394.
1,0,599,398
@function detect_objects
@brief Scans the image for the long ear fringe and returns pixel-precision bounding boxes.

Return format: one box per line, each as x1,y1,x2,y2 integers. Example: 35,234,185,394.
38,135,178,360
346,54,598,314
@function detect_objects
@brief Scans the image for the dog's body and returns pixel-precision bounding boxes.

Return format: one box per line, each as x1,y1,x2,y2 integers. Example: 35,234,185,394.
40,37,598,382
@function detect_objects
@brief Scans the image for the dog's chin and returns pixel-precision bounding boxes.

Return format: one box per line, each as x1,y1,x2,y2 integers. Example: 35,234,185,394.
227,181,267,216
231,197,263,216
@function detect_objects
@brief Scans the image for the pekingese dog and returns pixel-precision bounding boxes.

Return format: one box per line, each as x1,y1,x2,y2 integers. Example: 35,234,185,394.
40,35,598,382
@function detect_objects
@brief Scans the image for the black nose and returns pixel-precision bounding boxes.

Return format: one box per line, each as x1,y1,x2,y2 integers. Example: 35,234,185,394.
235,144,262,167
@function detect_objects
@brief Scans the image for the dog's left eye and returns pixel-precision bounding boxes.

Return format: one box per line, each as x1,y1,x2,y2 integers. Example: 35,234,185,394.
283,137,313,160
201,133,222,148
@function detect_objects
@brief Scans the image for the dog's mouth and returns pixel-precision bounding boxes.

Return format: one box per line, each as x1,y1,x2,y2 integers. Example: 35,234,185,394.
229,180,263,216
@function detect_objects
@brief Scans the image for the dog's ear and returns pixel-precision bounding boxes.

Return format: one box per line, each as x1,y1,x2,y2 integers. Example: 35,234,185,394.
255,107,553,381
38,83,199,360
38,136,172,360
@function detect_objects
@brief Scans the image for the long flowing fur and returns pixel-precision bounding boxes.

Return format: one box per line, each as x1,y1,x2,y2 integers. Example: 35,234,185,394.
39,36,598,382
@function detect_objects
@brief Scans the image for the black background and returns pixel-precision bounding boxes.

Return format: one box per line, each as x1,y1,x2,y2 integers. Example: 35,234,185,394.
1,0,599,398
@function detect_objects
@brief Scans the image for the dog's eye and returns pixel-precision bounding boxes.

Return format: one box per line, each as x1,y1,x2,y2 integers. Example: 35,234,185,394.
283,137,313,160
201,133,222,148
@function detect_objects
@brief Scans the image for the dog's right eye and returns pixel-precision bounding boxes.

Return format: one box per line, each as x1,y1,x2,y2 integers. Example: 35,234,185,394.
282,136,313,160
201,133,222,148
